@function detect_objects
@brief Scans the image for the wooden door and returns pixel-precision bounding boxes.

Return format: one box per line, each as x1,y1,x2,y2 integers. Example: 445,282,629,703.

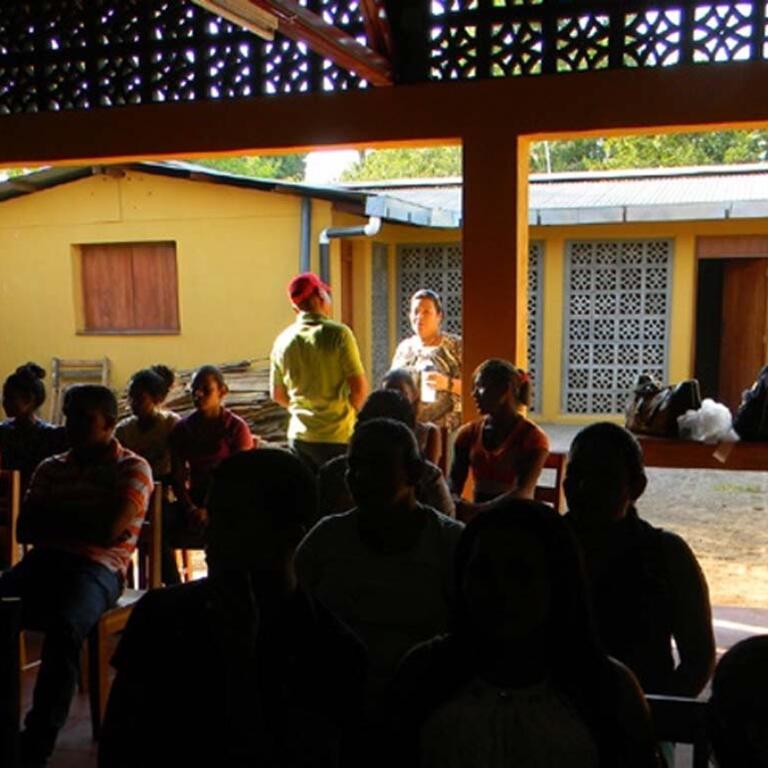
719,258,768,413
341,241,354,330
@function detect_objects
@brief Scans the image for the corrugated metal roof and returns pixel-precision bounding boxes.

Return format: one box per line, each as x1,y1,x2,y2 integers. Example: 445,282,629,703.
351,164,768,225
0,160,459,228
5,162,768,228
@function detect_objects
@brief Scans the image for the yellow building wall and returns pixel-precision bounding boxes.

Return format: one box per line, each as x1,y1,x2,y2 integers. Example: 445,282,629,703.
0,171,335,401
5,172,767,425
373,217,768,423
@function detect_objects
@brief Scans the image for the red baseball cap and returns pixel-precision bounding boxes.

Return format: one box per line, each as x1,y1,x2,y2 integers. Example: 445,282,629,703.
287,272,331,305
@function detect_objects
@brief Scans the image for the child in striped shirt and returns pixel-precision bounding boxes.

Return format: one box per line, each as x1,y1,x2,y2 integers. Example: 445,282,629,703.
0,384,152,766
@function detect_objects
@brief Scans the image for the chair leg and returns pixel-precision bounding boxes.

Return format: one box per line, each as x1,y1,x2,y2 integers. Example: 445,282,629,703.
182,550,193,582
87,622,110,741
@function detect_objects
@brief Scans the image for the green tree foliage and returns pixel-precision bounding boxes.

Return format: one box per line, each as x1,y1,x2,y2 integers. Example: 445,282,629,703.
529,139,606,173
594,131,768,169
341,131,768,181
191,154,307,180
341,147,462,181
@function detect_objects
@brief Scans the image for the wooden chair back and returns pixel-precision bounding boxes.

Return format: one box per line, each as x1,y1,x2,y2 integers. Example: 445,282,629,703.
647,694,711,768
136,484,162,589
533,452,567,513
0,470,22,569
49,357,111,424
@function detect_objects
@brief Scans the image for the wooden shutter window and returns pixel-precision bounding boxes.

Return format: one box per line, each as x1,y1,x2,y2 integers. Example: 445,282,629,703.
80,242,179,334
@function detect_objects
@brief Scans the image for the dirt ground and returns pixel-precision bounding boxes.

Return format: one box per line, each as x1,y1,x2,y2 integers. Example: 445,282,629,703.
544,424,768,609
643,467,768,608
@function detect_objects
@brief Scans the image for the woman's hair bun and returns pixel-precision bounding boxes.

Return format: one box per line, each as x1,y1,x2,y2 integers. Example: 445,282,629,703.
16,362,46,380
150,364,175,390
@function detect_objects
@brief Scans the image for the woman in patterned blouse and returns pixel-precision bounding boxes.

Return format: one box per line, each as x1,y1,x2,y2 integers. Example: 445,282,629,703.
391,289,463,432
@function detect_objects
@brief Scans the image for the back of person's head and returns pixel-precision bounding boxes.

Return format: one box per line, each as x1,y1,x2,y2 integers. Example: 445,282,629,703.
381,368,419,404
206,448,318,572
347,418,422,510
709,635,768,768
454,499,598,650
3,362,47,411
473,358,531,409
317,454,354,517
358,389,416,431
287,272,330,312
128,364,175,402
453,499,604,721
565,422,647,524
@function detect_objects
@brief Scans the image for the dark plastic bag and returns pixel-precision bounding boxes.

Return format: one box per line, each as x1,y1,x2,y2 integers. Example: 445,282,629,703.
625,375,702,438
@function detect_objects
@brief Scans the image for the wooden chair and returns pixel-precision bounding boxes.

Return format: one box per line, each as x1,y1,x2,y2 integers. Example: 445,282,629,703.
647,694,711,768
87,482,162,740
0,470,22,569
533,452,567,513
49,358,111,425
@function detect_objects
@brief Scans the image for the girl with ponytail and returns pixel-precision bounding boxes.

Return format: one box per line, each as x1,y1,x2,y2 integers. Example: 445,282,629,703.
449,359,549,522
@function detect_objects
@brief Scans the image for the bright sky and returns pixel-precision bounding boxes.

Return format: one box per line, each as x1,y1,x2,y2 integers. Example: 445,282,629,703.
304,149,360,184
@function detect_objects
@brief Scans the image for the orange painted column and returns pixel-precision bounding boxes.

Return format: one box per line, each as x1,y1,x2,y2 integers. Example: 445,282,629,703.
461,131,530,422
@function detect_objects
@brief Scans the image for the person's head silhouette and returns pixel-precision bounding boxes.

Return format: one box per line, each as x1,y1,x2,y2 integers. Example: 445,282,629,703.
565,422,647,525
709,635,768,768
63,385,118,455
453,499,598,666
206,448,317,583
346,418,422,516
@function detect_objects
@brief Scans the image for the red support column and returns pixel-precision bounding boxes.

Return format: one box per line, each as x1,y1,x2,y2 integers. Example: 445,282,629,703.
461,132,530,421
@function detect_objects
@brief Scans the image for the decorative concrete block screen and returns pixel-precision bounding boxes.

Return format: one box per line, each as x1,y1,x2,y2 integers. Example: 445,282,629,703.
563,239,672,415
371,242,391,386
396,241,544,412
0,2,764,114
429,1,765,79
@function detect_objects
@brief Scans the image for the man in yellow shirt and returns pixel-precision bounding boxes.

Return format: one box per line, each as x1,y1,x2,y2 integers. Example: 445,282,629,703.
271,272,368,472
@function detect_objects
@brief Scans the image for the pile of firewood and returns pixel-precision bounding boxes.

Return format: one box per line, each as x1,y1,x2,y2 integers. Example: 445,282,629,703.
117,359,289,444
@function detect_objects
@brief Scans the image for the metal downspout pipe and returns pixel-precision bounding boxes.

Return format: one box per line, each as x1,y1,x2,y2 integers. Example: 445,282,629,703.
299,197,312,272
318,216,382,283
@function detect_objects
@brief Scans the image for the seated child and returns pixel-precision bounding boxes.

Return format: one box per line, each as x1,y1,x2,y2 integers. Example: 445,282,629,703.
318,390,455,518
1,385,152,766
382,368,441,466
167,365,254,583
0,362,67,486
115,365,179,485
450,359,549,522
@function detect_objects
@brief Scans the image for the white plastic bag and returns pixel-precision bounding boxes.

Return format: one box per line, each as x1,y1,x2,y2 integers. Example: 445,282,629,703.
677,399,739,443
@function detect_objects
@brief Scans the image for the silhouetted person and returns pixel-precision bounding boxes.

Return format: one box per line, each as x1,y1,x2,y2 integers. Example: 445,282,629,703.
100,448,366,768
709,635,768,768
0,385,152,767
381,368,441,465
296,418,463,702
0,362,67,488
386,500,662,768
317,390,454,518
564,423,715,697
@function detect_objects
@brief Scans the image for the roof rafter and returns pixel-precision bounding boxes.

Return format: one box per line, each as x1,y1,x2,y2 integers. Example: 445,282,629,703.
359,0,394,60
246,0,393,85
